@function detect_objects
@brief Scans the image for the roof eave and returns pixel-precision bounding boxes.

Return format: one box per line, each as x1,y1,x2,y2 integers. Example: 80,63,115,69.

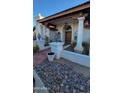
37,1,90,23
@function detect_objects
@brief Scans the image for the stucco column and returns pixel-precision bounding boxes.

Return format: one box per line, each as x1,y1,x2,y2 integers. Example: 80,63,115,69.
60,26,63,41
35,22,44,50
74,17,85,53
46,28,50,37
36,22,42,41
71,23,74,42
42,25,46,38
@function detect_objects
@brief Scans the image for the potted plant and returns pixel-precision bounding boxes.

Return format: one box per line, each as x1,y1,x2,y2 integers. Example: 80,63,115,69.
47,52,55,62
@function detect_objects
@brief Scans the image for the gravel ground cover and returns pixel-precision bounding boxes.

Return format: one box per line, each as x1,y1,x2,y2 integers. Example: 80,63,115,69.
34,59,90,93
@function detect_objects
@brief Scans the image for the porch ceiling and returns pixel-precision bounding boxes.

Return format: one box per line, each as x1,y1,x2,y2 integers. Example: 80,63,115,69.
41,11,89,27
47,16,77,25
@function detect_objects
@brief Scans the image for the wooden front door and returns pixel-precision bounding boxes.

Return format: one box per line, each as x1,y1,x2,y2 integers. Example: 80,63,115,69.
65,32,72,44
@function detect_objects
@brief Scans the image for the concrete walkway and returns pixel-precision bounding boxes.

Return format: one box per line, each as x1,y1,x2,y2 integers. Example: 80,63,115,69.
33,48,50,67
33,49,50,93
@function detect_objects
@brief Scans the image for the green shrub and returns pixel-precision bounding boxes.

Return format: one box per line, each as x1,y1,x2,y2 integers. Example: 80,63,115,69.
44,36,49,46
82,42,90,55
71,41,77,51
33,45,39,53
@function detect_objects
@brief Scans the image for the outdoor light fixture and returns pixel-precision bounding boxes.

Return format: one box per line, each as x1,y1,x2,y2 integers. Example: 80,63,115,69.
48,23,56,29
49,25,55,28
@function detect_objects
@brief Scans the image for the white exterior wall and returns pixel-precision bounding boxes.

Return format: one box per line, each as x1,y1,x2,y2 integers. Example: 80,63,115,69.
83,28,90,42
56,24,65,42
72,22,78,42
61,50,90,67
56,24,63,41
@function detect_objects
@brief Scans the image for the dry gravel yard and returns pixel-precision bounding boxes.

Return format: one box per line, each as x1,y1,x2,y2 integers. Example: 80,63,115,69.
34,58,90,93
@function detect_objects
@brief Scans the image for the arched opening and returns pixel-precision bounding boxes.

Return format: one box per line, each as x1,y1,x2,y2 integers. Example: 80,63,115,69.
63,24,72,44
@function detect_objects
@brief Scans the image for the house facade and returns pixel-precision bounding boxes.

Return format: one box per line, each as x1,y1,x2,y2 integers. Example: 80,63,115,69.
34,1,90,53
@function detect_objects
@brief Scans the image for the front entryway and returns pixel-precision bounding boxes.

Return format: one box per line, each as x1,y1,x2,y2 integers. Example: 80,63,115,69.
65,31,72,44
63,24,72,44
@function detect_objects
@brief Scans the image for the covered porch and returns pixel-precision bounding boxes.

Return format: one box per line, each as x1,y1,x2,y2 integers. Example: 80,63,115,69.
37,1,90,48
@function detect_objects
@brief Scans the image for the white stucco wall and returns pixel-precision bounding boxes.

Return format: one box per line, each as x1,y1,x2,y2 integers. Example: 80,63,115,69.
56,24,65,42
83,28,90,42
72,22,78,42
61,50,90,67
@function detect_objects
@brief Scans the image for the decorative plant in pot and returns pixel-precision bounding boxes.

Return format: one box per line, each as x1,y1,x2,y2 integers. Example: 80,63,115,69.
47,52,55,62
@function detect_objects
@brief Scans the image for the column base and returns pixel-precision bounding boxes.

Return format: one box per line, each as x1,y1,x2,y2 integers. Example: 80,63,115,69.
74,46,84,54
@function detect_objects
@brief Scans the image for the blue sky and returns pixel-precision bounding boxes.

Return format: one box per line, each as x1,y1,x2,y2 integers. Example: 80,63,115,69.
33,0,88,26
